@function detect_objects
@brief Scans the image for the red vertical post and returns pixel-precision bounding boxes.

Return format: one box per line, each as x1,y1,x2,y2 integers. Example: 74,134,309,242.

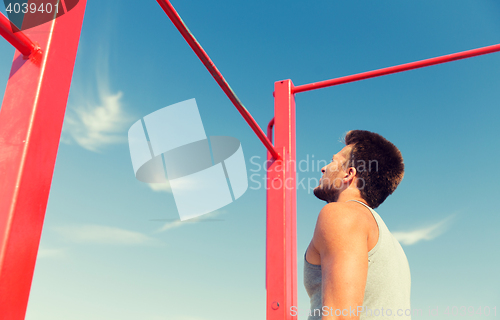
266,80,296,320
0,2,87,319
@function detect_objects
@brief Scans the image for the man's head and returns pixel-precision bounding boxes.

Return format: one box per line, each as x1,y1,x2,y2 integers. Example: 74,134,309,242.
313,145,353,203
314,130,404,208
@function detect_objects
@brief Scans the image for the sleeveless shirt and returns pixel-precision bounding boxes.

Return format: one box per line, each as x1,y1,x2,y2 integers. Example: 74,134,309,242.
303,200,411,319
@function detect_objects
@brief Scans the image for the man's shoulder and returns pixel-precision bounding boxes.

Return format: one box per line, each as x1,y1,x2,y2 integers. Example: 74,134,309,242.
314,202,370,243
316,202,370,226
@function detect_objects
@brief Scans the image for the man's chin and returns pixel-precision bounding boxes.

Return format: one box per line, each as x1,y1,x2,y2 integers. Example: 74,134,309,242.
313,186,337,203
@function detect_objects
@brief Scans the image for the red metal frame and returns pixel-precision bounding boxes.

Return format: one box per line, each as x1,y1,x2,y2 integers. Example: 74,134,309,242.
154,3,500,320
0,2,87,319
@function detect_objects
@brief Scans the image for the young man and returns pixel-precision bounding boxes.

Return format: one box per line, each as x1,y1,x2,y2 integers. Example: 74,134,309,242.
304,130,411,320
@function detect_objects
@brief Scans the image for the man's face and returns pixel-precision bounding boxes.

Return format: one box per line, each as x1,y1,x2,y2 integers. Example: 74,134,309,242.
313,145,352,203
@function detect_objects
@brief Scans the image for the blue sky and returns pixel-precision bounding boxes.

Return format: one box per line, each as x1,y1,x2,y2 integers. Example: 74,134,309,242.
1,0,499,319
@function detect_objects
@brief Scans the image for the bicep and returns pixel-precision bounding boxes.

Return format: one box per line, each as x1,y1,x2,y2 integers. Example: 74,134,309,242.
315,210,368,319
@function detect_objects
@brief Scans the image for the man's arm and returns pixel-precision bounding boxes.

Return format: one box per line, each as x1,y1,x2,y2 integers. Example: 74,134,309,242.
313,203,369,320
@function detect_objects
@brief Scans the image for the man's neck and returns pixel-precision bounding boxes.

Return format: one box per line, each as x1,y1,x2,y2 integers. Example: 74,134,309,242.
333,187,367,206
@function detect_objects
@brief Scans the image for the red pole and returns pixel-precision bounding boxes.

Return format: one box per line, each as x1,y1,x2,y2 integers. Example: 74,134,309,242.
266,80,297,320
155,0,280,160
0,1,87,319
0,12,36,56
293,43,500,93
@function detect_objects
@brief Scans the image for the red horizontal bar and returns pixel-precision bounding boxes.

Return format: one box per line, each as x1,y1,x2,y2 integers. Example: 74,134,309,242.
0,12,36,56
293,43,500,93
156,0,281,160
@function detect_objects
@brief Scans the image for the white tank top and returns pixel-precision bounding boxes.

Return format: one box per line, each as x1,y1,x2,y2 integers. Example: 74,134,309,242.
303,200,411,319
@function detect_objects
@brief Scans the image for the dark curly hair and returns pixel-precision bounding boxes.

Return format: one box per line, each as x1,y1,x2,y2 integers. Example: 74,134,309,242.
344,130,404,208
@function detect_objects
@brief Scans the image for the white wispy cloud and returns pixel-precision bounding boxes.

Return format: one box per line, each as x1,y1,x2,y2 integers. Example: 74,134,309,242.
63,91,131,152
54,224,162,246
156,210,225,233
62,49,133,152
393,215,455,245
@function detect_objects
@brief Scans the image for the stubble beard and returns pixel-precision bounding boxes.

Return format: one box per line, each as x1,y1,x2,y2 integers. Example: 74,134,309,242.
313,183,340,203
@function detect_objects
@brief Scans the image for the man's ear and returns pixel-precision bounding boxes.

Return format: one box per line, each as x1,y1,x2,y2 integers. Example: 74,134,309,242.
344,167,357,184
